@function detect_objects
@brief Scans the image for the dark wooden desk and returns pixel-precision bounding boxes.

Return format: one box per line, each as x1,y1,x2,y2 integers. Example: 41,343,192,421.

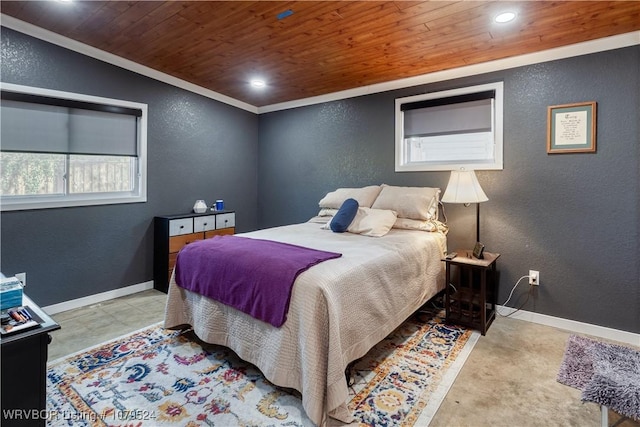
1,294,60,426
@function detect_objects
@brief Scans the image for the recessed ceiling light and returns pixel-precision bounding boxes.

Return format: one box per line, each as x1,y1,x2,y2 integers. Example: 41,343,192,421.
495,12,516,23
250,79,266,88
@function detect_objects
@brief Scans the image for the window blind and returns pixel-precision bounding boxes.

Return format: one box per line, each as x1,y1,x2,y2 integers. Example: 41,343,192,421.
401,91,494,138
1,92,140,157
395,82,503,171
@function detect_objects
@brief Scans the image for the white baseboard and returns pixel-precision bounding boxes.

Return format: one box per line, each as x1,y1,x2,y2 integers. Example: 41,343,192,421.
42,281,155,315
40,284,638,346
497,305,640,347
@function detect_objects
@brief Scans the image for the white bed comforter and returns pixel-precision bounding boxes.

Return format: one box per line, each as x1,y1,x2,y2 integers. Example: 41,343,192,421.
164,221,446,426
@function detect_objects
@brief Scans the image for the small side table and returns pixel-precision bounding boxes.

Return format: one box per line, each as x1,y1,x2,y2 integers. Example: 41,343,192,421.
1,294,61,426
443,249,500,335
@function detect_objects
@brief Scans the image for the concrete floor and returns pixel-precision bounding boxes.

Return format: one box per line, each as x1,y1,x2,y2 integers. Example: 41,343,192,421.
431,316,637,427
48,290,638,427
48,289,167,361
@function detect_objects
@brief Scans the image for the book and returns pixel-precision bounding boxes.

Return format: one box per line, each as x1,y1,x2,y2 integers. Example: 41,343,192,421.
1,306,41,335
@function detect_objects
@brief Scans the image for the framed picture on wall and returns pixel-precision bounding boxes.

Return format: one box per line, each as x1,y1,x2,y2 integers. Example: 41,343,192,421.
547,101,597,154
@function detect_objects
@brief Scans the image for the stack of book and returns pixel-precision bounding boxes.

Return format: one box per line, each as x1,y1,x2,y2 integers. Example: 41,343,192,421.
1,306,40,334
1,276,41,335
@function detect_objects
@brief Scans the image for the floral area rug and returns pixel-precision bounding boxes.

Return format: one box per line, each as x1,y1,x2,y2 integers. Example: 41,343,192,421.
46,309,476,426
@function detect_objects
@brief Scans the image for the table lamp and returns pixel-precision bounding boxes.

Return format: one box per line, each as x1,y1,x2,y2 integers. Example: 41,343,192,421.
441,169,488,243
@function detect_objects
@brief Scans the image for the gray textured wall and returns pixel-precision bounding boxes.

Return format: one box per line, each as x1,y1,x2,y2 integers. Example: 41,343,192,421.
1,28,259,306
1,26,638,334
258,47,640,334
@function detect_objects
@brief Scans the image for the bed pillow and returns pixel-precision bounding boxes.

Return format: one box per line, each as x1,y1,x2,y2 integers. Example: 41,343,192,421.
392,218,449,234
318,185,382,209
308,215,331,224
347,207,397,237
330,198,359,232
317,208,338,217
371,184,440,220
393,218,437,231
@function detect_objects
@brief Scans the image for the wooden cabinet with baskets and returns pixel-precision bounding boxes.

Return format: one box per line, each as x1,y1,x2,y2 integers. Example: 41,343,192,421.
154,211,235,292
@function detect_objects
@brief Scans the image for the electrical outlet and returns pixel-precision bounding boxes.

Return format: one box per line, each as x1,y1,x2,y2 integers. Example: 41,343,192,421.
15,272,26,287
529,270,539,286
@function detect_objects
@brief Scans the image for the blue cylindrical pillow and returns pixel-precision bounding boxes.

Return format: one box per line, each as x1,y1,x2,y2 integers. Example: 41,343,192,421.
330,198,359,232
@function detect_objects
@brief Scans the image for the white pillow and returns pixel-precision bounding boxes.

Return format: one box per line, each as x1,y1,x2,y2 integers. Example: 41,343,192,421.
393,218,449,235
317,208,338,217
308,215,331,224
347,207,397,237
393,218,436,231
318,185,382,209
321,207,397,237
371,184,440,220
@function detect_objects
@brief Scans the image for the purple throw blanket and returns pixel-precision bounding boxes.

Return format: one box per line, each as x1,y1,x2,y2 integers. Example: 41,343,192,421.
175,235,342,327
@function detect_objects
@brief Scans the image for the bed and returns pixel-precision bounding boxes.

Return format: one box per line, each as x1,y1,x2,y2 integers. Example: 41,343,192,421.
164,185,447,426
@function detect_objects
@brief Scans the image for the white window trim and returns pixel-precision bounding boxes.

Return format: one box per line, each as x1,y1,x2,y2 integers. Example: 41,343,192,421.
0,82,147,211
395,82,503,172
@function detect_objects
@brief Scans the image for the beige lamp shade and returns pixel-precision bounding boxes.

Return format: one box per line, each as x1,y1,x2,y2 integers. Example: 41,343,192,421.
441,170,488,204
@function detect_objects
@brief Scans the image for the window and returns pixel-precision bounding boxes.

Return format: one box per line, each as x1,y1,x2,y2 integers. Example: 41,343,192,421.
395,82,503,171
0,83,147,211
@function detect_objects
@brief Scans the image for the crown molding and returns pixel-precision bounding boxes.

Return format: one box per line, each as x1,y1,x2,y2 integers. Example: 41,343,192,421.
259,31,640,113
0,14,258,114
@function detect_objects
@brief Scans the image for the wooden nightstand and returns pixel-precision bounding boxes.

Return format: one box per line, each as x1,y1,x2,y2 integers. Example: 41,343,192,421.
442,249,500,335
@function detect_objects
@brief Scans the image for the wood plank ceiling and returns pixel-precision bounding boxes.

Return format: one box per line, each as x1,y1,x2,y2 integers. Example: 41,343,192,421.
2,1,639,107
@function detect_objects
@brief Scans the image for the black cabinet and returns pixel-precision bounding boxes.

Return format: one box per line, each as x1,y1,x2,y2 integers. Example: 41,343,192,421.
1,295,60,426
